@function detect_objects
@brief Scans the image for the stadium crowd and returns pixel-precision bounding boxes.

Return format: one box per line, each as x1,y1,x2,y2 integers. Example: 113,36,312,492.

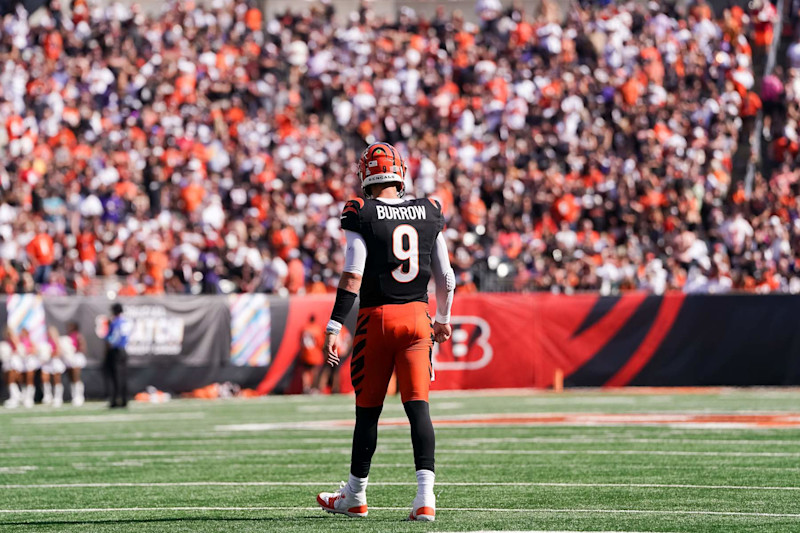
0,0,797,296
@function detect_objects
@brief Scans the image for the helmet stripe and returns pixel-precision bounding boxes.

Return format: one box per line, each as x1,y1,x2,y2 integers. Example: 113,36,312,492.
359,142,405,198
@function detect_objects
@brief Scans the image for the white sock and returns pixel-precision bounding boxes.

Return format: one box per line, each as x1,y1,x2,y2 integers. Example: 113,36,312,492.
54,383,64,401
75,381,84,397
347,473,368,495
9,382,20,400
24,385,35,406
43,382,53,399
416,469,435,498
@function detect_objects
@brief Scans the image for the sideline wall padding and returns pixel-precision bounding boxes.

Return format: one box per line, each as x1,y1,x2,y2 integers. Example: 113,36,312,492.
1,292,798,399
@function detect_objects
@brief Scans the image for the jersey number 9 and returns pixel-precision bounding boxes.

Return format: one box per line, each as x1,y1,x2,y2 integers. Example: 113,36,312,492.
391,224,419,283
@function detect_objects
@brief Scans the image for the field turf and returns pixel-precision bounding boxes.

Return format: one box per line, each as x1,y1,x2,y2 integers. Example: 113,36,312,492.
2,388,800,532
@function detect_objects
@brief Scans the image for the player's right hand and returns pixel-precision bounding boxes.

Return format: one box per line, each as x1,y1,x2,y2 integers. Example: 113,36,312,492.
433,322,452,344
324,332,340,367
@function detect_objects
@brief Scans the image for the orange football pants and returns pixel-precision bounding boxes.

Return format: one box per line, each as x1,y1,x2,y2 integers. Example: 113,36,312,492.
350,302,434,408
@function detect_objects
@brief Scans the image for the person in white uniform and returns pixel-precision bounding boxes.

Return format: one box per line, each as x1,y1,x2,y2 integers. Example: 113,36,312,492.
1,327,24,409
40,326,67,407
64,322,87,406
19,329,40,408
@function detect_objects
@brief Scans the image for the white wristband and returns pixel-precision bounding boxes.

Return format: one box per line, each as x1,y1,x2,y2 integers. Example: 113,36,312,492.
434,312,450,324
326,319,342,334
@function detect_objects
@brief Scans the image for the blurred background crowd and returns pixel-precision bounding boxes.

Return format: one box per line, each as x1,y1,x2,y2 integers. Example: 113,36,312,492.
0,0,797,296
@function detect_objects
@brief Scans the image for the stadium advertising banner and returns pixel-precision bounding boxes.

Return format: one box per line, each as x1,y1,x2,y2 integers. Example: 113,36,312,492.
427,292,686,390
256,292,800,393
429,293,535,390
6,292,800,399
427,292,800,389
43,296,231,367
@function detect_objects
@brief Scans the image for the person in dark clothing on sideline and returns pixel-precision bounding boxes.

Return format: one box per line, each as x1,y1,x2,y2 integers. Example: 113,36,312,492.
104,303,130,408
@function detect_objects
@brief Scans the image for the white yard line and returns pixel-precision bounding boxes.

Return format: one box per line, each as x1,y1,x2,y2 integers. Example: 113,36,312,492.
2,481,800,491
0,506,313,514
0,506,798,518
0,437,357,449
0,431,227,443
214,422,343,431
0,426,774,443
7,435,800,448
443,449,800,458
447,508,800,518
6,447,800,458
217,421,789,432
0,466,37,474
11,413,205,425
0,422,800,442
1,448,351,458
49,460,800,473
0,405,110,416
38,460,800,472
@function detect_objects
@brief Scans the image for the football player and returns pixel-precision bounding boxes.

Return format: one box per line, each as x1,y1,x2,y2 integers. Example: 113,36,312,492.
317,142,455,522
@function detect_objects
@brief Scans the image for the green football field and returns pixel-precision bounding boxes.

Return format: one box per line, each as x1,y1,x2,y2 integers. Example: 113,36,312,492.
2,388,800,533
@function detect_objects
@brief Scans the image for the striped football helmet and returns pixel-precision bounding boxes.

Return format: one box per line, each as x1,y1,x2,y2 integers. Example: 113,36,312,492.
357,142,406,198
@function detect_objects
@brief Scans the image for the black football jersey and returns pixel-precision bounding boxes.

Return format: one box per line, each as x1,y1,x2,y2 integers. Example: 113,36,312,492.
341,197,445,308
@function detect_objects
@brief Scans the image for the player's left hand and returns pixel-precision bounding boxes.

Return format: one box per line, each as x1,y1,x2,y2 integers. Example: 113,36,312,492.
324,332,340,367
433,321,452,343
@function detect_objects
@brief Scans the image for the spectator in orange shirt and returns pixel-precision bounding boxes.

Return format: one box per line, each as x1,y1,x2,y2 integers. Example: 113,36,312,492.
117,275,140,296
26,229,55,285
181,180,206,214
43,31,63,61
751,0,777,49
553,193,580,225
620,74,644,106
76,231,96,277
299,314,325,394
461,193,487,228
145,245,168,292
245,7,262,31
286,252,305,294
271,223,300,261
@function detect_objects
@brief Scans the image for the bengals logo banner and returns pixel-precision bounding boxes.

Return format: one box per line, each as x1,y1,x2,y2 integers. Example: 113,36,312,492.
432,317,493,372
29,292,798,398
256,292,693,393
429,293,687,391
